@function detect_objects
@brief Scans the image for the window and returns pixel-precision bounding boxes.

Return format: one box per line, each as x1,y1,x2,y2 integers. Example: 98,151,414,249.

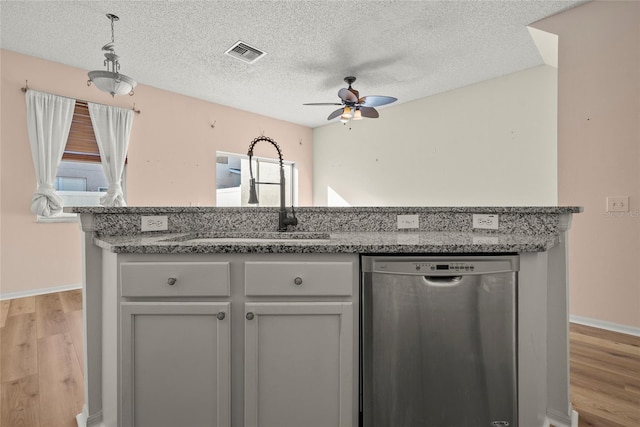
216,152,295,207
39,101,123,222
54,161,108,208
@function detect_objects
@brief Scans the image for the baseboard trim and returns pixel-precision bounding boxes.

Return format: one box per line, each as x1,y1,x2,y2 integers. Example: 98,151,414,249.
76,407,104,427
570,315,640,337
76,410,87,427
0,283,82,301
544,409,579,427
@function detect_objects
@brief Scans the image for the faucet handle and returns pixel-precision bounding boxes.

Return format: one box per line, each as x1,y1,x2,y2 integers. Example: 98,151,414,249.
289,205,298,226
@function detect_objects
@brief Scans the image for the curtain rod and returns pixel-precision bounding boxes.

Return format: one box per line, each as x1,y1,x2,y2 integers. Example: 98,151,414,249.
20,81,141,114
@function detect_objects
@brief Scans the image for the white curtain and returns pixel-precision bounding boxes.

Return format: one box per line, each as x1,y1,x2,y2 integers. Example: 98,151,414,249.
88,103,134,207
25,90,76,216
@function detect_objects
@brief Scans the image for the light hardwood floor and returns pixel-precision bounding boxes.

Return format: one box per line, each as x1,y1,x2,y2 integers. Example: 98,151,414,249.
569,323,640,427
1,290,84,427
1,290,638,427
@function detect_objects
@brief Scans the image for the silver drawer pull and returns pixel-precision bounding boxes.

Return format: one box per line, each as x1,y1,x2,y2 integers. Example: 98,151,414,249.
167,277,177,286
294,277,303,285
246,312,255,320
217,312,226,321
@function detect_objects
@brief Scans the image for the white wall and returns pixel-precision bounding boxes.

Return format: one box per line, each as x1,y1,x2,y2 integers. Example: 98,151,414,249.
313,65,557,207
314,0,640,332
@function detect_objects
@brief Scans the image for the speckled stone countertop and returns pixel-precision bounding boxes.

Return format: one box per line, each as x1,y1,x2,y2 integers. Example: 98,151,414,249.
91,230,561,254
67,206,581,254
69,206,582,215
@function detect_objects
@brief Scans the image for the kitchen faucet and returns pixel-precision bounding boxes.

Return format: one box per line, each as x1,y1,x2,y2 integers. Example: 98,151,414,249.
247,136,298,231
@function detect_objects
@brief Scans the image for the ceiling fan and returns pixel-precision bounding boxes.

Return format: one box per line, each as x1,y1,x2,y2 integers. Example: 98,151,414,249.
304,76,397,122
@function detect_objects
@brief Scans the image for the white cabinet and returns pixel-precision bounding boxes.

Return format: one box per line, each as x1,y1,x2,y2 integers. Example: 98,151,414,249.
120,302,231,427
111,253,358,427
244,261,353,296
244,302,353,427
242,259,356,427
120,261,230,297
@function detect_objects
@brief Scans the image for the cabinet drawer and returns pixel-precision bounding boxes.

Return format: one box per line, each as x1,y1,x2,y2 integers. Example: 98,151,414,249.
120,262,230,297
245,261,353,296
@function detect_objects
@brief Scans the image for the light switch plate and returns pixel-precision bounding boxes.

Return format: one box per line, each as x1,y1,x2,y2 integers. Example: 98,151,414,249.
397,214,419,229
141,215,168,232
472,214,499,230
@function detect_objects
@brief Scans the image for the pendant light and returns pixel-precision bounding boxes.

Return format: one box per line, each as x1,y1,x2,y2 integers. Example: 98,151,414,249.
87,14,137,97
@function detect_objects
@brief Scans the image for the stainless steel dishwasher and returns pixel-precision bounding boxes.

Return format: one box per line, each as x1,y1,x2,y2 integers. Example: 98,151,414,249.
361,255,519,427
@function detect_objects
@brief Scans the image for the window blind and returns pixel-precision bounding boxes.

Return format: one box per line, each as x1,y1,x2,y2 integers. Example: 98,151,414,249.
63,101,101,162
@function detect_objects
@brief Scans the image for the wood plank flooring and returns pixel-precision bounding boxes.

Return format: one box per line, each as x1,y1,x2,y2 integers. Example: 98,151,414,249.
570,323,640,427
1,290,84,427
1,291,638,426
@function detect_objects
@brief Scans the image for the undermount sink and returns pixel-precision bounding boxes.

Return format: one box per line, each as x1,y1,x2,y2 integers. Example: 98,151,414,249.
184,237,330,243
161,231,331,244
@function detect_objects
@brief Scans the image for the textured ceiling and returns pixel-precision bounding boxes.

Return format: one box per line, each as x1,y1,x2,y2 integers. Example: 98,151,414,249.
0,0,584,128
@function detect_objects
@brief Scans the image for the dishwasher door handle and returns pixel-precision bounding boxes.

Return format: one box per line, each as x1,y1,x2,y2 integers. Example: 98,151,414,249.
422,275,463,286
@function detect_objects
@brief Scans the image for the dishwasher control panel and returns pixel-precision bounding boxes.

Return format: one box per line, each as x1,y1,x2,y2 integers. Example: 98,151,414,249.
415,262,475,272
362,255,519,275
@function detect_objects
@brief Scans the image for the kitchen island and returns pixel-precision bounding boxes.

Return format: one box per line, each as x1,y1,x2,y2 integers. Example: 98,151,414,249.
70,206,581,427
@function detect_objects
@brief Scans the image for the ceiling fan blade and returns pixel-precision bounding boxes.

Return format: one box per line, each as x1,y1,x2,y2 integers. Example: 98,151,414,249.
327,108,344,120
360,96,397,107
338,88,358,103
360,106,379,118
303,102,343,106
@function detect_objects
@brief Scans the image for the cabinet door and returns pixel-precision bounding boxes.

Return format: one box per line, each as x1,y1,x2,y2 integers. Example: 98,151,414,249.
244,302,353,427
121,302,230,427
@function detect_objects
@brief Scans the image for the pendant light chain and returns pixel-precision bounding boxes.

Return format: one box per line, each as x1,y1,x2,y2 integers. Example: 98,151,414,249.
108,15,119,74
110,15,115,44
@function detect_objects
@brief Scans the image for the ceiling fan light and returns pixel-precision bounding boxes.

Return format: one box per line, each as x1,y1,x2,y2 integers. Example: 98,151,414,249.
340,106,352,120
304,76,396,123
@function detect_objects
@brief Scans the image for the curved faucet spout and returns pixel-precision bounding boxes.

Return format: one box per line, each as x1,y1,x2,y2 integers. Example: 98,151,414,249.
247,136,298,231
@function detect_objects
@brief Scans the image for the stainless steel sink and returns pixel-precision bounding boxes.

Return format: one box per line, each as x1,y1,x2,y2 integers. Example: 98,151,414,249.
161,231,331,244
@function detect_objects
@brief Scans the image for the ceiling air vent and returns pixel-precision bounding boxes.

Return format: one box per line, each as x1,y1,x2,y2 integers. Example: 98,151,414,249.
225,41,267,64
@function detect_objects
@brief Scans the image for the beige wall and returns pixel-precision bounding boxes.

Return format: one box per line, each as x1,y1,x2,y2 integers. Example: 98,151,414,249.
533,0,640,329
313,65,558,207
0,49,312,297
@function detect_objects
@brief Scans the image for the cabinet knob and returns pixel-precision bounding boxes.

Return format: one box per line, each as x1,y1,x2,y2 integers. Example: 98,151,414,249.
167,277,177,286
246,312,255,320
294,277,303,286
217,312,226,321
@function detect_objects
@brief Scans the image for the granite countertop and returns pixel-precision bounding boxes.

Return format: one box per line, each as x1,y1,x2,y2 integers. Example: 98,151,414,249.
75,206,580,254
93,230,560,254
71,206,583,214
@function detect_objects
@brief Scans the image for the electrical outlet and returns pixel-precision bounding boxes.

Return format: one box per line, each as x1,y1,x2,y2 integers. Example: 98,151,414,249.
397,214,419,229
141,215,168,232
606,197,629,212
472,214,499,230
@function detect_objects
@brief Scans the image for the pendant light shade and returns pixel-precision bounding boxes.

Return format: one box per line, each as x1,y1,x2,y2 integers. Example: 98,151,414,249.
88,70,137,96
87,14,137,97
